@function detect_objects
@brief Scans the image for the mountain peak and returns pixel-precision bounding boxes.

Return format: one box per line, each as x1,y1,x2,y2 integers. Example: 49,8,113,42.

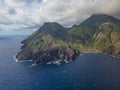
90,14,120,21
40,22,65,30
80,14,120,27
91,14,112,17
38,22,68,39
43,22,60,26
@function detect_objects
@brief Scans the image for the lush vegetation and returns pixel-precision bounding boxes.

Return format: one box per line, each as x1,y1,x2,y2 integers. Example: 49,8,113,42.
16,14,120,63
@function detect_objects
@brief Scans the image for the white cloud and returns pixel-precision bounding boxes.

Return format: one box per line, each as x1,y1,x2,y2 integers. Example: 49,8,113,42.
0,0,120,30
40,0,120,26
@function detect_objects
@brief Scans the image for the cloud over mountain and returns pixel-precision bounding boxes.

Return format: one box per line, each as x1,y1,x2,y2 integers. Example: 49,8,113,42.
0,0,120,30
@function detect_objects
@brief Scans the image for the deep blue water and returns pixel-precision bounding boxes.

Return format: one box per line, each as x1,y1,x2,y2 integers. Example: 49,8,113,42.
0,35,120,90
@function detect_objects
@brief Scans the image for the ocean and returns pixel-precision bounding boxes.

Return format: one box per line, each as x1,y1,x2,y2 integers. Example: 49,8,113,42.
0,34,120,90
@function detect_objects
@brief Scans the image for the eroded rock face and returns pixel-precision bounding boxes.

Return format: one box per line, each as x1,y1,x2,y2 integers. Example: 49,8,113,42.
103,45,116,55
103,45,120,57
16,46,80,64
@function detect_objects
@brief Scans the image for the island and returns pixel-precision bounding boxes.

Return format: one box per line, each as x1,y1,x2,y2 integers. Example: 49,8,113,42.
16,14,120,64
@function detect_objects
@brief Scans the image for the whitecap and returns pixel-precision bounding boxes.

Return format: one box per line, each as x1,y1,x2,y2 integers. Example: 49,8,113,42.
64,60,72,63
31,63,37,67
46,61,53,65
80,54,83,56
13,54,19,62
53,61,61,65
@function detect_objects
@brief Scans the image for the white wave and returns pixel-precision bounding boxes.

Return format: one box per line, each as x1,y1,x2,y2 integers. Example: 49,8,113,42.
80,54,83,56
109,55,120,59
13,54,33,63
46,61,53,65
31,63,37,67
64,60,72,63
46,60,63,65
53,61,61,65
13,54,19,62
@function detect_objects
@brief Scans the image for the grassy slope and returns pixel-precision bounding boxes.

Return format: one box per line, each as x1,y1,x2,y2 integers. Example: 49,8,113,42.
69,21,120,56
17,14,120,61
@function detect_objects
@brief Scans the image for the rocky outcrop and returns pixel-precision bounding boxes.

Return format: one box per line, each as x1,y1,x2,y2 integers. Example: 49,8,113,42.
16,43,80,64
103,45,120,57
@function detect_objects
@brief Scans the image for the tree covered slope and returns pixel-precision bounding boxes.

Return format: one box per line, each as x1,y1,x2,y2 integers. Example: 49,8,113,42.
16,14,120,63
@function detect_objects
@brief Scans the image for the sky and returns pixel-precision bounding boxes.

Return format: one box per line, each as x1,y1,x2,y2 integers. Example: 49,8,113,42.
0,0,120,31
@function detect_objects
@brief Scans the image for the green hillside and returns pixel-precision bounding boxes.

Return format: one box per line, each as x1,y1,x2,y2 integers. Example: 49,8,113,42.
16,14,120,64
